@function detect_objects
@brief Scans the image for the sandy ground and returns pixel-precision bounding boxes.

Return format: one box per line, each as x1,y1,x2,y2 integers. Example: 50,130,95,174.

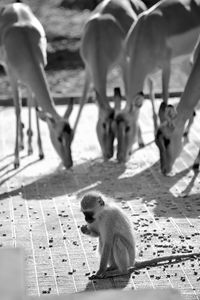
0,99,200,299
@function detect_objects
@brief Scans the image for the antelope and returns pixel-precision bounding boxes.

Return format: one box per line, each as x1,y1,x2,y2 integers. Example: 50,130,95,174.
74,0,146,160
155,34,200,174
0,3,74,169
116,0,200,166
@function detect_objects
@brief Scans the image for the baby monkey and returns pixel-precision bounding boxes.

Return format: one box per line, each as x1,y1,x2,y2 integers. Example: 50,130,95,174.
81,191,136,279
80,191,200,280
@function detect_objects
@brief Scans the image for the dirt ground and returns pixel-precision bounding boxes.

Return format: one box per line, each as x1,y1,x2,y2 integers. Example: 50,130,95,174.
0,99,200,299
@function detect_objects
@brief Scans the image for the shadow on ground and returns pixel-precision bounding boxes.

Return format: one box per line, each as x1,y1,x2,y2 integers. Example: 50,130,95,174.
1,157,199,218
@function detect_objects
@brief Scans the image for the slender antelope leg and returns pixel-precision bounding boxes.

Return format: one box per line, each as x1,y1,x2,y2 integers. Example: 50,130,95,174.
161,51,171,105
35,105,44,160
193,148,200,171
7,68,21,169
183,110,196,138
27,88,44,159
73,71,90,134
137,126,144,148
18,86,24,151
19,121,24,151
27,95,33,155
148,78,158,136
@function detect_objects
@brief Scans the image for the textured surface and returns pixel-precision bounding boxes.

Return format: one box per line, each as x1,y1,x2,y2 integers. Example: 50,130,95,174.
0,100,200,299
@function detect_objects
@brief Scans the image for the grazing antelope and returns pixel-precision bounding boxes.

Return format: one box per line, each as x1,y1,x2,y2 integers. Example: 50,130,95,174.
115,0,200,167
0,3,74,169
155,34,200,174
74,0,146,160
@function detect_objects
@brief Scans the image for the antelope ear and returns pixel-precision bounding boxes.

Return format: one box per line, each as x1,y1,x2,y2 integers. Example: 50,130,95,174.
36,107,56,127
126,92,144,113
158,102,167,123
135,92,144,108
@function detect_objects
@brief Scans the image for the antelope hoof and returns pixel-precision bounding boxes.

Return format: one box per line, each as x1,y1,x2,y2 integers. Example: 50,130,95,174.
28,148,33,156
39,153,44,160
27,129,33,137
19,144,24,151
14,161,20,169
192,162,199,172
139,142,145,148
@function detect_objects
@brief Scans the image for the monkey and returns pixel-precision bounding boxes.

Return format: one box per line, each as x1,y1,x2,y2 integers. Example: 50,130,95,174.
80,191,200,280
80,190,136,279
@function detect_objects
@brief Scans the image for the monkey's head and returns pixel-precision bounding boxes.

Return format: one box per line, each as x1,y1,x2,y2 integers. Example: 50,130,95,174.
80,191,105,223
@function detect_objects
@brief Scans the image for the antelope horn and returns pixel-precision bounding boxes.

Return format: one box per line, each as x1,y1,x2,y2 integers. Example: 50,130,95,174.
123,91,144,115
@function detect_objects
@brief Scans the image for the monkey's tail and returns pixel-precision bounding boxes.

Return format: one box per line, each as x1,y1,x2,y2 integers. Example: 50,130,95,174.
101,252,200,279
133,252,200,270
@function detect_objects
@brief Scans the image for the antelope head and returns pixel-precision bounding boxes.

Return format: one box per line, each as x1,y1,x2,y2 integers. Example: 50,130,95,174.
96,91,116,160
114,92,144,163
37,99,74,168
154,102,184,175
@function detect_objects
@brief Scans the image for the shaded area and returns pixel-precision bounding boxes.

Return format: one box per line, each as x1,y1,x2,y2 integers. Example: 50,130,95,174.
1,157,200,219
46,37,83,70
60,0,101,11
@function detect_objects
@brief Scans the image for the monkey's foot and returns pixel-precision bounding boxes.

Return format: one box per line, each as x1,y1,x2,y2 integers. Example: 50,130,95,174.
106,266,118,272
104,269,130,278
89,271,107,280
89,269,130,280
89,274,106,280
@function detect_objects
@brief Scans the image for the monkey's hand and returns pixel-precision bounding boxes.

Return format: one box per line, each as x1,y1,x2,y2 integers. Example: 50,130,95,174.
80,225,91,235
81,225,99,237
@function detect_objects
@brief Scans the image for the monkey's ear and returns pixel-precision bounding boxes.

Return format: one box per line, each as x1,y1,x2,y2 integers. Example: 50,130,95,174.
98,197,105,206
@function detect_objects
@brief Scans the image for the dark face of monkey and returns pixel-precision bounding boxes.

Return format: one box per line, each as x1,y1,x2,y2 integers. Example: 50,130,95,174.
81,192,105,223
83,211,95,223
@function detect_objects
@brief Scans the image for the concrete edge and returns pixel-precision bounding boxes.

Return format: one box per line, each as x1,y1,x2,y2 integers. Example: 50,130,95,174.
0,91,182,106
